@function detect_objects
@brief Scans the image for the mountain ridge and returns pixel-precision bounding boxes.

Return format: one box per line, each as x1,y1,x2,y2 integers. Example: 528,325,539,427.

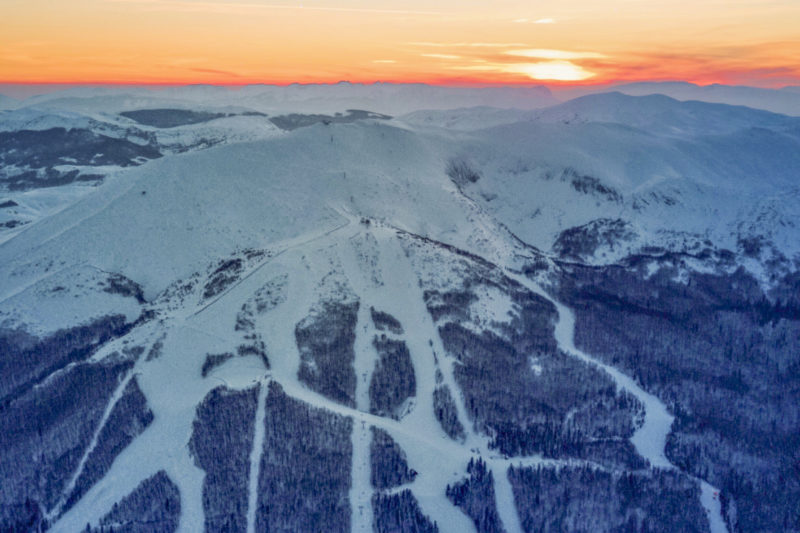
0,87,797,533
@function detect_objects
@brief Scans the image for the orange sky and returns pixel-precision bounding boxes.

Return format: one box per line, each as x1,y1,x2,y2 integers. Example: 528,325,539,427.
2,0,799,87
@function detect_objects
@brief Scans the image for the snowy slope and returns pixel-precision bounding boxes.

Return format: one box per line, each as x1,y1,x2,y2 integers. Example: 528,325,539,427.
13,83,557,116
400,106,539,131
533,92,800,136
1,86,798,533
557,81,800,117
432,97,800,270
0,94,17,110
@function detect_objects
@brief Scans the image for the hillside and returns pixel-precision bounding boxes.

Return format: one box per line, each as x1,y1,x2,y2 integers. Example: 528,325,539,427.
1,86,798,533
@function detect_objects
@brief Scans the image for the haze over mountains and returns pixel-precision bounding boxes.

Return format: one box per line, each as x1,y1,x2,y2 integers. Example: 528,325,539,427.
549,81,800,117
0,82,798,533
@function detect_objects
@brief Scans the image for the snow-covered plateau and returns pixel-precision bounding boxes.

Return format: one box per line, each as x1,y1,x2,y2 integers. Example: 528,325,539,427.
1,83,798,533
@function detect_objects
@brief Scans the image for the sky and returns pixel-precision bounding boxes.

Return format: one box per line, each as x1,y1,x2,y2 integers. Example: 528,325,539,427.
1,0,799,87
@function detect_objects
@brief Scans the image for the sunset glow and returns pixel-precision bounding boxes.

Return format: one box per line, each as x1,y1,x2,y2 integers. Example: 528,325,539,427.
1,0,799,87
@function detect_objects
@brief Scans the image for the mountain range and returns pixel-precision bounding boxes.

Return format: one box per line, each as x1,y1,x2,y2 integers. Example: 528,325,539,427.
0,83,798,533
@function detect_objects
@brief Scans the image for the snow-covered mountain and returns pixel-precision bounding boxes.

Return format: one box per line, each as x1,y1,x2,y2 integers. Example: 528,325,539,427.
6,82,558,116
1,85,798,533
556,81,800,117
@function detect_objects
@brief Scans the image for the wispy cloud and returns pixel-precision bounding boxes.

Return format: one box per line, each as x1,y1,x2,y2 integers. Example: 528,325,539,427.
407,42,605,81
372,59,397,64
190,67,246,78
104,0,442,16
505,49,606,60
421,53,461,60
513,17,556,24
407,42,527,48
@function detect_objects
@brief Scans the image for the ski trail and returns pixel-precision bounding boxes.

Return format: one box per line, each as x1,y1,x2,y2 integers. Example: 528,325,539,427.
380,230,474,446
352,302,375,412
46,324,159,522
350,419,374,533
246,379,269,533
510,271,728,533
49,423,161,533
52,324,226,533
338,232,379,532
338,232,380,414
260,227,470,533
489,460,524,533
47,368,136,521
371,229,477,533
381,229,525,532
275,377,476,532
700,480,728,533
511,274,674,467
258,250,318,386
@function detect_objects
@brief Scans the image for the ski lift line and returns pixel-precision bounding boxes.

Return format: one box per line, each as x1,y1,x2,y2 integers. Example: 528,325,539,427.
191,211,354,318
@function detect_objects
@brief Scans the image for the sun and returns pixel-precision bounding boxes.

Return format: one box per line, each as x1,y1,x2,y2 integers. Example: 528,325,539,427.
504,61,596,81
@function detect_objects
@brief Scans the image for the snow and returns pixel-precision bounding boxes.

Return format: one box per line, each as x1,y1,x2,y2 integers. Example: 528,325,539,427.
8,83,557,117
5,90,798,300
46,361,139,521
52,325,228,532
0,264,142,338
528,356,544,376
489,461,525,533
339,235,379,414
246,380,269,533
400,106,538,131
43,211,731,533
610,81,800,117
9,86,793,532
700,480,729,533
510,271,729,533
351,226,478,531
467,283,517,337
350,419,374,533
535,92,799,136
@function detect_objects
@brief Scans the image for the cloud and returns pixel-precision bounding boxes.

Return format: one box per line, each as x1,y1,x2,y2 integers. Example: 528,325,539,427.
421,54,461,60
505,49,606,60
408,42,528,48
104,0,441,16
372,59,397,64
190,67,245,78
512,17,555,24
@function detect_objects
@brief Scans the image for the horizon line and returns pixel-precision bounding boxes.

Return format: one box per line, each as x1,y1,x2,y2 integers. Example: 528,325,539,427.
0,79,794,90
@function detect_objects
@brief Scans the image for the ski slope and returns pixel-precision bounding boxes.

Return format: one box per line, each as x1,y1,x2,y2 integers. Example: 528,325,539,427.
2,85,797,532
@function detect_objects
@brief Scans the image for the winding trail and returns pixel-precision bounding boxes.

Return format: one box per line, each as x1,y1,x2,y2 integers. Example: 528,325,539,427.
510,271,729,533
51,219,727,533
